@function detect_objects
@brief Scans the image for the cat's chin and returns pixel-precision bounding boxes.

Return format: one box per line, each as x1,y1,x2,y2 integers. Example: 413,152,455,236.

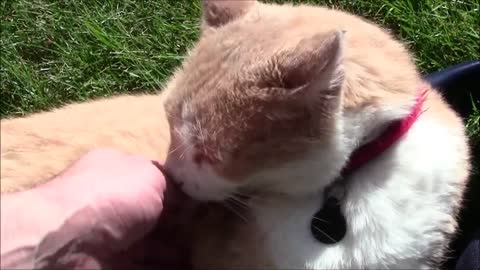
181,180,232,202
164,161,239,202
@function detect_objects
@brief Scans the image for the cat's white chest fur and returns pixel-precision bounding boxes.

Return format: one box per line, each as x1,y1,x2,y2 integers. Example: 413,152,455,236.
253,116,464,269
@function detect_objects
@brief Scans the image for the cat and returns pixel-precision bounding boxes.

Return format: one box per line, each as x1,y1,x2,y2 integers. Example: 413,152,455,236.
0,0,471,269
1,93,172,192
162,0,471,269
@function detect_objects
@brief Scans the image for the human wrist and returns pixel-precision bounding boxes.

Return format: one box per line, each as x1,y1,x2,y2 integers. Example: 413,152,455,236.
0,178,92,269
0,188,60,267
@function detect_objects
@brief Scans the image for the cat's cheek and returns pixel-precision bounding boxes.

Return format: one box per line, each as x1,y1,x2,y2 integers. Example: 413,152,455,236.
165,159,238,201
181,168,238,201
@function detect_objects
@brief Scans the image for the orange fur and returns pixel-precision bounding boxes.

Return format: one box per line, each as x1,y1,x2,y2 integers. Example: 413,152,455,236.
1,92,171,192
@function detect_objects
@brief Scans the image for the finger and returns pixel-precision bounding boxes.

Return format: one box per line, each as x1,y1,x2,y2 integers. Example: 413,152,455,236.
119,157,169,194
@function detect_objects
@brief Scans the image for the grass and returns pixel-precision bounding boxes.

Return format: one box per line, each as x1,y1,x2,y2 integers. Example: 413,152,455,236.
1,0,201,116
0,0,479,267
1,0,478,119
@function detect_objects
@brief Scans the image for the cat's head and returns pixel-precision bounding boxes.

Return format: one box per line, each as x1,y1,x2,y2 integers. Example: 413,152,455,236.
163,0,348,201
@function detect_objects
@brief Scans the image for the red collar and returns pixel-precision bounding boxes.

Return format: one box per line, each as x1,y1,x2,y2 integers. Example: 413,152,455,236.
341,85,428,177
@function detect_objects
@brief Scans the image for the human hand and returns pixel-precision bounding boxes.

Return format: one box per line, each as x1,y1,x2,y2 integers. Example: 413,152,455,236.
1,148,197,269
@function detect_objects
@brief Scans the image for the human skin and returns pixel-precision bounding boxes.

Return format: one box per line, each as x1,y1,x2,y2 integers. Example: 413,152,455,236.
1,149,196,270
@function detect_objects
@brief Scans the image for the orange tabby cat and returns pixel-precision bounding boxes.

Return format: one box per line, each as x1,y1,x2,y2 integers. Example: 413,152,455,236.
1,92,171,192
163,0,470,269
1,0,470,269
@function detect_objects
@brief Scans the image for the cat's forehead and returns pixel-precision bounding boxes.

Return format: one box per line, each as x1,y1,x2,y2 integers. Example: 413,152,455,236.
198,25,295,62
166,7,341,118
190,11,315,67
169,38,266,110
173,36,285,104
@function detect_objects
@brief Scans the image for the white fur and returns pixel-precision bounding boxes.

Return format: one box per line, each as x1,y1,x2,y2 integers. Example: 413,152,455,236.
165,151,238,201
252,111,464,269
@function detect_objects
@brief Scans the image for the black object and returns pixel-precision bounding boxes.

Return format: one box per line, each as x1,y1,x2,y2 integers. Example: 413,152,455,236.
423,60,480,270
424,60,480,119
310,197,347,244
454,230,480,270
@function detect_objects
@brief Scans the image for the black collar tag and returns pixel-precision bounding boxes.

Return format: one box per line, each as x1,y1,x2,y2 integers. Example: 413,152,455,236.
310,196,347,244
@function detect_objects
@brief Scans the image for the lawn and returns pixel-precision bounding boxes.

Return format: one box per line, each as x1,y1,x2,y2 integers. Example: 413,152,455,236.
1,0,479,268
1,0,478,119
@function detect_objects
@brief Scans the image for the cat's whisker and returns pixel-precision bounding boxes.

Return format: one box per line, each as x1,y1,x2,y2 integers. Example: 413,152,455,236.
228,195,250,210
173,126,185,137
230,201,249,211
231,189,255,198
312,216,329,224
231,191,253,201
191,120,208,155
178,143,194,160
168,142,187,155
312,225,336,243
223,201,249,223
179,148,190,160
247,195,270,205
381,260,391,270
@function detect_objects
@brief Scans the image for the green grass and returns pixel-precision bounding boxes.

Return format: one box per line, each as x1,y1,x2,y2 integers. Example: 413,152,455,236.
1,0,201,116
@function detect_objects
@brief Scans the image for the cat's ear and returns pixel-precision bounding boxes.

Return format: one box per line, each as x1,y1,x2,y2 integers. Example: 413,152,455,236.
274,30,345,99
201,0,257,29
